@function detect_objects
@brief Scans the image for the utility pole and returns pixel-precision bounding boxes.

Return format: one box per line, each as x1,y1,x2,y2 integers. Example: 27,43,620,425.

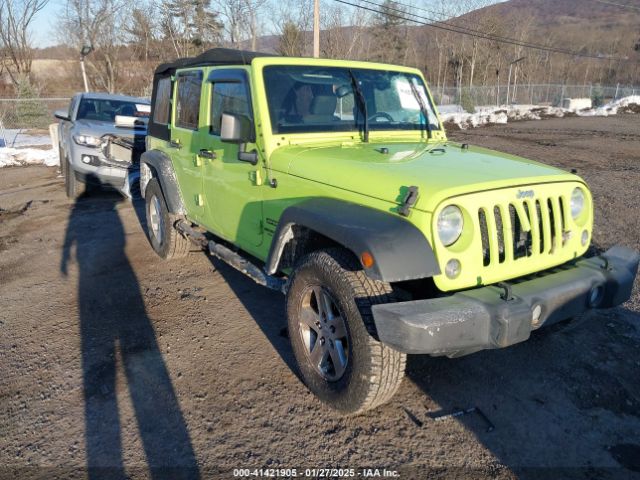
506,56,525,105
313,0,320,58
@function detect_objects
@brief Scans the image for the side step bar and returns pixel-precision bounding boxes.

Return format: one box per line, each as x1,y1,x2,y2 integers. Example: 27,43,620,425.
176,220,287,293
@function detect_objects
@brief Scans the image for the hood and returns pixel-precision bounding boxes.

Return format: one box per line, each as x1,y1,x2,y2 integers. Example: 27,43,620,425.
271,141,580,212
73,119,147,140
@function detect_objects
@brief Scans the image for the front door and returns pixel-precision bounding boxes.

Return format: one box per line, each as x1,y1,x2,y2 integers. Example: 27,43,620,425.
199,68,264,248
171,69,205,222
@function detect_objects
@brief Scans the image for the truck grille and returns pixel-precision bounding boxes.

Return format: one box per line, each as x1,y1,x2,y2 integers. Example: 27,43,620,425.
477,196,568,267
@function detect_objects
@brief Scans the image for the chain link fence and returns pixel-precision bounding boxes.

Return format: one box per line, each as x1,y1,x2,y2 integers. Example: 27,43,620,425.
1,84,639,136
0,97,70,131
0,97,69,148
432,84,640,111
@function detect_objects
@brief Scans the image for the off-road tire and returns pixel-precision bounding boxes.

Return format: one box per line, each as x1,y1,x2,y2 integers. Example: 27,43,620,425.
145,178,190,260
64,157,82,198
286,247,406,414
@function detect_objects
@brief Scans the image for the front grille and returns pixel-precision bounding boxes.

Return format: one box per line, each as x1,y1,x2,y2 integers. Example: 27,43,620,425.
477,195,568,267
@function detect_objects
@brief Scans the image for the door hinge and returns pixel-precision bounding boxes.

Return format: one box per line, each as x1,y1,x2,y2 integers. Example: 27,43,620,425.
252,169,263,186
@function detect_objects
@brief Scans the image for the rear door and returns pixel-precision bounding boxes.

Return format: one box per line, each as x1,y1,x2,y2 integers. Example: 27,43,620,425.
170,69,205,221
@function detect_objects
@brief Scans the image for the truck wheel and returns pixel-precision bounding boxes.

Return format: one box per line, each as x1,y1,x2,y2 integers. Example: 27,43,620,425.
286,248,406,414
145,178,190,259
64,157,82,198
58,144,65,177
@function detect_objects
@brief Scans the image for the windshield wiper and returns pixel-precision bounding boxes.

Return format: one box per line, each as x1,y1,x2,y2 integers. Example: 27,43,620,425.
407,77,432,138
348,69,369,143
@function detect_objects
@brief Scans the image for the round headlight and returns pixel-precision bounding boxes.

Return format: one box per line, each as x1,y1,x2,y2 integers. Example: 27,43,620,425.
571,187,585,219
437,205,463,246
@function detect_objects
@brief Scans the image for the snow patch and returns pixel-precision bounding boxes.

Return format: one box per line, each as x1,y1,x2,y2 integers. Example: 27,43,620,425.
441,95,640,130
1,129,53,148
0,147,59,168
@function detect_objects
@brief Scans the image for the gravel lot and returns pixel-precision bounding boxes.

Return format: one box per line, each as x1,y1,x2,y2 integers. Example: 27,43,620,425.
1,115,639,479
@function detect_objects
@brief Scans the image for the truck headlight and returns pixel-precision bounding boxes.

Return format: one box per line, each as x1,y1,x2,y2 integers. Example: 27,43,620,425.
571,187,585,219
437,205,463,246
73,134,102,148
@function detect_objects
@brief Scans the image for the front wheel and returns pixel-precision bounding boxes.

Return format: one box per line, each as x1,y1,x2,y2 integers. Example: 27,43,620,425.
286,248,406,414
145,178,190,260
64,157,82,198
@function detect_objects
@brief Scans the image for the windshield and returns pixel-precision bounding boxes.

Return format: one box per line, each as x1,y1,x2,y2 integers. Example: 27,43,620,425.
263,65,440,135
76,98,150,122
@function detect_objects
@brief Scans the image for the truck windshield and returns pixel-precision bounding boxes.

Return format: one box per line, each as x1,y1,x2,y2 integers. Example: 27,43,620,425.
263,65,440,135
76,98,150,122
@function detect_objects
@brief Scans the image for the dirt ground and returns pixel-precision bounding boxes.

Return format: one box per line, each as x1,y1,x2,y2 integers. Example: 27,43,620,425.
1,115,639,480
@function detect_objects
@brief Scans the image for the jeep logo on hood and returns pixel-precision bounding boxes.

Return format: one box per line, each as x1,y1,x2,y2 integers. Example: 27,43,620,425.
516,189,535,199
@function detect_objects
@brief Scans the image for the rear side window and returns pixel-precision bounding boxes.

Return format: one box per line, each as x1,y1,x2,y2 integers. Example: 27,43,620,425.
153,77,172,125
210,82,252,136
175,71,203,130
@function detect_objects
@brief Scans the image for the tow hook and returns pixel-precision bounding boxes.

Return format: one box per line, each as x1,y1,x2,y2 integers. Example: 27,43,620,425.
496,282,514,301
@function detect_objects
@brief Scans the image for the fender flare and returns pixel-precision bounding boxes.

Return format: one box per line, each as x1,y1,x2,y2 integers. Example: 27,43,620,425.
140,150,186,215
265,198,440,283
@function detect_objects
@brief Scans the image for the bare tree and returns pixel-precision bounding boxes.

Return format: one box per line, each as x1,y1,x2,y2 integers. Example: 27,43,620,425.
0,0,49,86
321,3,370,60
58,0,127,93
216,0,266,50
217,0,245,47
125,4,160,63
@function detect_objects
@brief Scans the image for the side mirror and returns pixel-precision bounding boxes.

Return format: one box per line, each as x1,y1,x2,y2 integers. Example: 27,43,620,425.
54,109,70,121
220,112,254,144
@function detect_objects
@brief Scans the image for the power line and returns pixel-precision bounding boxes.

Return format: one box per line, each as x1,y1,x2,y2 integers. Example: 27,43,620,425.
386,0,501,30
590,0,640,11
333,0,630,61
349,0,629,60
361,0,573,55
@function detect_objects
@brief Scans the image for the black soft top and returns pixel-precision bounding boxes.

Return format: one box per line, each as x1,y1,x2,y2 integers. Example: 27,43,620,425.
154,48,277,75
149,48,277,141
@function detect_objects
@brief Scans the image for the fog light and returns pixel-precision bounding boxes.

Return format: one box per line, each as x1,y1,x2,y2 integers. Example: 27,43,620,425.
445,259,461,279
589,285,604,307
581,230,589,246
532,304,543,327
82,155,91,164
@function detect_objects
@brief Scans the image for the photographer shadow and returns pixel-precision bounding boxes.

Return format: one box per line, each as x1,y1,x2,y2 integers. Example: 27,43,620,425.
61,177,199,479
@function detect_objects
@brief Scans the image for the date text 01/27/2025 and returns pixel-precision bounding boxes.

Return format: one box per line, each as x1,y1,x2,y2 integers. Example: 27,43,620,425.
232,468,400,478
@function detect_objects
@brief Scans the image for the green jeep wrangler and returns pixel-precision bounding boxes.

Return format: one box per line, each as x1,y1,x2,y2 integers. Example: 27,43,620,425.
141,48,639,414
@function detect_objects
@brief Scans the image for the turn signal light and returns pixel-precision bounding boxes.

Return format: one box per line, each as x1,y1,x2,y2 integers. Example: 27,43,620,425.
361,251,375,269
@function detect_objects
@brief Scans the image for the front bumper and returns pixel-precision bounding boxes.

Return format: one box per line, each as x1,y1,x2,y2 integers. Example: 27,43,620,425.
70,142,140,198
372,246,639,357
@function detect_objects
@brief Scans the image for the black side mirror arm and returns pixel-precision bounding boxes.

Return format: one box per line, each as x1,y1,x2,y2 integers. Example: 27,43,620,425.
238,144,258,165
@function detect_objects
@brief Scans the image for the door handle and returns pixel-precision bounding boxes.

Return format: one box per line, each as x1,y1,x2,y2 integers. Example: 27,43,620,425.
169,140,181,149
198,149,216,160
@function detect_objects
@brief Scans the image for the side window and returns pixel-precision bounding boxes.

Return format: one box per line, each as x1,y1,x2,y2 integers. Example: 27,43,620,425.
210,82,251,136
175,71,203,130
153,77,172,125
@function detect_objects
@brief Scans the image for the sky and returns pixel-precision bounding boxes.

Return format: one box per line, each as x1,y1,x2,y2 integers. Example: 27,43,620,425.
31,0,507,48
32,0,64,47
